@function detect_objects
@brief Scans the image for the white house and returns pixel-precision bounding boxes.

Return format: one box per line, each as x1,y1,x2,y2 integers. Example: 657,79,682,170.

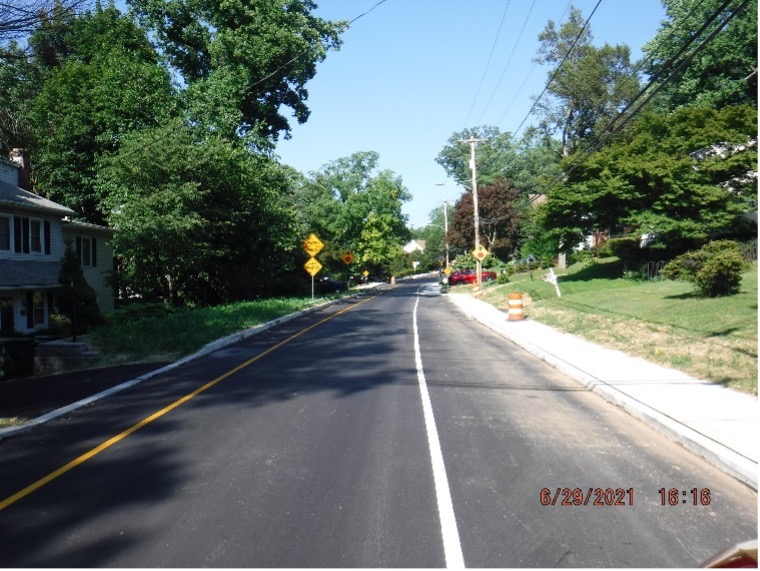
0,157,114,335
403,239,426,254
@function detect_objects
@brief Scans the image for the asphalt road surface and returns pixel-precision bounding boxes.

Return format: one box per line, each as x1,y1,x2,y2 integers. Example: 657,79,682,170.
0,279,756,567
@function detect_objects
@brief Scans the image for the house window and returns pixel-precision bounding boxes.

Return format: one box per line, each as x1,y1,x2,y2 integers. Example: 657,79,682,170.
13,217,51,255
76,236,97,267
0,216,9,250
31,220,41,252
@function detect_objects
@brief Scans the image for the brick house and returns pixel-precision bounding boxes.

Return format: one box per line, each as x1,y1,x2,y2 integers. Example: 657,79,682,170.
0,156,114,335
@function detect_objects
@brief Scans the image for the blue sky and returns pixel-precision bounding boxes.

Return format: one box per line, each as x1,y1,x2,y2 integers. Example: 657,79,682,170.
275,0,668,229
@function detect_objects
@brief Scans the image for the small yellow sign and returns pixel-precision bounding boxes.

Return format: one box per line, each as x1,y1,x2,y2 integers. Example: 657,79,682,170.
443,267,452,276
304,257,322,277
363,270,369,277
303,234,325,257
342,251,354,265
471,245,489,262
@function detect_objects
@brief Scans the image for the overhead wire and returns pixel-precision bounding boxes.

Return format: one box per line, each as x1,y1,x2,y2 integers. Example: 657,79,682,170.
97,0,392,162
537,0,751,196
507,0,603,143
474,0,538,126
461,0,512,130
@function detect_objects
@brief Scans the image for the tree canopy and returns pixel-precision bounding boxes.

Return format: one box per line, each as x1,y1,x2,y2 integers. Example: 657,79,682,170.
99,120,299,305
541,105,757,252
533,7,640,156
128,0,346,144
293,151,411,273
642,0,758,112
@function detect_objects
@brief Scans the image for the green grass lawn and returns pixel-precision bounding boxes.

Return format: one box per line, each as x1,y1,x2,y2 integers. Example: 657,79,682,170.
86,296,332,364
482,259,758,394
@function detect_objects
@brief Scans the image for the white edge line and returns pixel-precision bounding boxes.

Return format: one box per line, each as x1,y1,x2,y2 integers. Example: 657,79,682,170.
413,295,465,569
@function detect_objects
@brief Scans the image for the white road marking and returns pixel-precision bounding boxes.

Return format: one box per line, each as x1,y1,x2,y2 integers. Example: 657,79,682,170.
413,296,465,569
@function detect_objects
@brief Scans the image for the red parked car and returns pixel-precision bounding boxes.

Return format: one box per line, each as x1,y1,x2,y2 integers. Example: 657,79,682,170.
447,269,497,285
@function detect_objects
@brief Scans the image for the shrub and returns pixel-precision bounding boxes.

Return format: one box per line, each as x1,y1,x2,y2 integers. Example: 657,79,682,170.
661,240,745,297
605,236,648,270
496,272,511,285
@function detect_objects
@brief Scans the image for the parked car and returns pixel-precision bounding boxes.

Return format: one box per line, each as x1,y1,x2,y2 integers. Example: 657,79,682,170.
316,276,346,293
448,269,497,285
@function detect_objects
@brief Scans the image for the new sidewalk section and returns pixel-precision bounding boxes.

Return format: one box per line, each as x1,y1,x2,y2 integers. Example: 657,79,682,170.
447,293,758,491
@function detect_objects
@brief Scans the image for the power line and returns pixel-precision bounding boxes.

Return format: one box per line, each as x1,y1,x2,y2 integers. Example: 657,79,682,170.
107,0,393,162
461,0,512,130
474,0,537,126
539,0,751,196
508,0,603,142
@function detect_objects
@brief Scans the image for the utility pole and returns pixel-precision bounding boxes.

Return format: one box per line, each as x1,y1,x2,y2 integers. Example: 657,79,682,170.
443,200,450,269
457,134,487,289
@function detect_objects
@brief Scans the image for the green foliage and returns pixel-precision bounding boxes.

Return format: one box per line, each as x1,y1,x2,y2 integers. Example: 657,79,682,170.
436,126,562,194
128,0,346,142
605,236,649,271
99,120,299,305
27,5,175,224
534,7,640,156
662,240,746,297
56,242,102,334
292,151,411,274
642,0,758,112
543,105,757,252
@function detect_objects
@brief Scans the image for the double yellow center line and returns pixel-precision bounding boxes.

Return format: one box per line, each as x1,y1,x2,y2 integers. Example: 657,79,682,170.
0,293,381,512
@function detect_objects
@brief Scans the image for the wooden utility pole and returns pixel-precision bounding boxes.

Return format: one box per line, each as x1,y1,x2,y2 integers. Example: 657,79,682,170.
457,134,487,288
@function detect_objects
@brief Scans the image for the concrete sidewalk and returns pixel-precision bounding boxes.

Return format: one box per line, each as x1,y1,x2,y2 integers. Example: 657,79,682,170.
447,292,759,490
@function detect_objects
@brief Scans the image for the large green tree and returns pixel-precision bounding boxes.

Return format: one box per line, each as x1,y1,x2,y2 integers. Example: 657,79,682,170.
99,119,299,305
642,0,757,112
436,126,562,194
533,7,640,156
27,4,175,224
294,151,411,273
128,0,346,144
541,105,757,253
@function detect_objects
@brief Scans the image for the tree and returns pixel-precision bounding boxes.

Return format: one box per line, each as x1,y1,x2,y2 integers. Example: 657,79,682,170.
128,0,346,144
533,7,640,156
541,105,757,253
642,0,757,112
27,4,175,224
294,151,411,273
436,126,562,194
56,242,101,335
0,42,39,156
0,0,89,47
449,178,522,261
98,119,299,305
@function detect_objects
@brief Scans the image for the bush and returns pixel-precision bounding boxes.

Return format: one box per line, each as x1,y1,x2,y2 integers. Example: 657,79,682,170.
605,236,648,270
661,240,745,297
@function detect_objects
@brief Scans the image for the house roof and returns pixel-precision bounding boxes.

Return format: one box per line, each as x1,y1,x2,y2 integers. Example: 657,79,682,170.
0,179,76,217
63,218,116,236
403,239,426,253
0,260,62,289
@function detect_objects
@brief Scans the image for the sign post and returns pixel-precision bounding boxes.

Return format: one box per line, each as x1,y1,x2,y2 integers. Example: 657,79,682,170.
541,268,562,298
303,234,325,299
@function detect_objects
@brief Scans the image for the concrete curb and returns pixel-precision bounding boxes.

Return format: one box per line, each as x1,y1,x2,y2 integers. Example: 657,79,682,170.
447,292,758,490
0,292,367,443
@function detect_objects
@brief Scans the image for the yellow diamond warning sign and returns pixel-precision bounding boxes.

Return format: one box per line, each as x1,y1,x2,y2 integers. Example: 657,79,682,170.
471,245,489,262
303,234,325,257
304,257,322,277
